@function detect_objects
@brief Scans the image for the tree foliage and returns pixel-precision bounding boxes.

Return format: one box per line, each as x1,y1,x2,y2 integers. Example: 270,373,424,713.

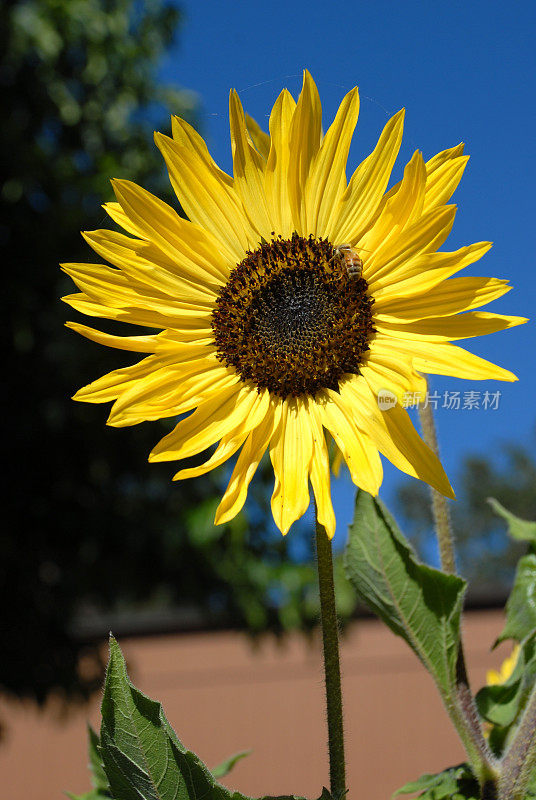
2,0,321,709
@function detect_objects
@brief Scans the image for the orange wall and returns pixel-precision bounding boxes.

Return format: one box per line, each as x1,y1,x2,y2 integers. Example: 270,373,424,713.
0,609,510,800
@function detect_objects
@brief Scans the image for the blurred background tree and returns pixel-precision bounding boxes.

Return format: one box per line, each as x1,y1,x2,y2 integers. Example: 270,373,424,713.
2,0,326,713
396,427,536,591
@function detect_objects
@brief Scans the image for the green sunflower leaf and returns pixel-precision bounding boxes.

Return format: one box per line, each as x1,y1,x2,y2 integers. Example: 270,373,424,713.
87,725,110,795
476,634,536,737
212,750,252,779
487,498,536,545
392,763,479,799
65,725,111,800
497,554,536,644
100,636,327,800
475,680,523,728
344,491,466,701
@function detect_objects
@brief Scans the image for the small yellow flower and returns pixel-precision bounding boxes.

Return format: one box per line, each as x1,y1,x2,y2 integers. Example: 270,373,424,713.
487,644,520,686
63,71,526,537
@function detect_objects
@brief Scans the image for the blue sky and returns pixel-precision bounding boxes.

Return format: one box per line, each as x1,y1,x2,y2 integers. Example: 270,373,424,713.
159,0,535,546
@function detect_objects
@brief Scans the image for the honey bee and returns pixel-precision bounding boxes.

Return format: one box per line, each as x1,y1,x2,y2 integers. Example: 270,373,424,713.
332,244,363,279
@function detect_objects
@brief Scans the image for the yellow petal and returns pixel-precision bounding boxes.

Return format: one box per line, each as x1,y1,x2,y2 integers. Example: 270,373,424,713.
379,402,455,497
487,669,502,685
171,114,233,186
376,312,528,341
359,150,428,271
265,89,296,237
361,339,429,399
174,387,272,481
365,204,456,285
149,381,261,462
153,330,215,356
303,397,336,538
383,336,518,381
73,355,171,404
487,645,520,686
111,178,231,282
107,357,228,427
375,277,511,322
65,321,159,353
370,143,466,226
361,358,423,400
371,241,492,301
154,133,257,263
229,90,273,238
329,109,404,245
410,341,519,382
103,201,147,238
331,446,344,478
288,70,322,234
270,397,314,535
62,291,213,335
423,154,469,213
245,112,271,160
61,263,213,330
174,431,248,481
215,398,281,524
318,390,383,495
339,378,454,497
82,228,220,302
425,143,465,173
305,86,360,236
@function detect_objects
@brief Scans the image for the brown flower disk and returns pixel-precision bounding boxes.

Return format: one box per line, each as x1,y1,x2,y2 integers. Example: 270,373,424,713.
212,233,375,398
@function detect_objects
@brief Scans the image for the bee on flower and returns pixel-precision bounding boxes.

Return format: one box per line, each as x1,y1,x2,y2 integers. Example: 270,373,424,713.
332,244,363,279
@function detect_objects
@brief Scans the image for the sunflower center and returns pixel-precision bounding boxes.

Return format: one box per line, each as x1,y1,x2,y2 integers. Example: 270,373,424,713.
211,233,375,398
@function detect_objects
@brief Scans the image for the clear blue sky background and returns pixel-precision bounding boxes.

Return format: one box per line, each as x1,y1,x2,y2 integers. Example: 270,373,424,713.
159,0,535,548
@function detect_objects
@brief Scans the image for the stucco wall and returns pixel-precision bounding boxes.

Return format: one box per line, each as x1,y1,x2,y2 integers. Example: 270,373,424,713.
0,608,510,800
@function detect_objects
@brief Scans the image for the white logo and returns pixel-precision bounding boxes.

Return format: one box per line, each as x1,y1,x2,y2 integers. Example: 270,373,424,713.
377,388,397,411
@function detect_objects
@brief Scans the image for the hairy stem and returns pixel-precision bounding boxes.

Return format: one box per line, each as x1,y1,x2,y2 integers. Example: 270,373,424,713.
500,681,536,799
315,514,346,799
418,398,456,574
418,394,497,792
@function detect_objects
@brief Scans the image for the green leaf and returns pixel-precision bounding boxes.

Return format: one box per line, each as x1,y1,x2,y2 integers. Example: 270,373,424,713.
392,763,479,799
487,498,536,544
212,750,252,779
65,725,111,800
487,723,510,759
344,491,466,701
475,633,536,760
475,681,523,727
498,555,536,644
477,634,536,744
100,636,325,800
87,726,110,794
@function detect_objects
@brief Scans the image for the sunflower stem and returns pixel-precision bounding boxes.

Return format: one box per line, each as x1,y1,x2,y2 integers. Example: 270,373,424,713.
499,679,536,800
417,397,457,574
315,513,346,799
418,392,498,794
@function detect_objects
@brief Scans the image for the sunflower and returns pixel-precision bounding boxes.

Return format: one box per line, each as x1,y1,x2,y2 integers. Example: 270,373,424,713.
62,71,525,538
487,644,520,687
